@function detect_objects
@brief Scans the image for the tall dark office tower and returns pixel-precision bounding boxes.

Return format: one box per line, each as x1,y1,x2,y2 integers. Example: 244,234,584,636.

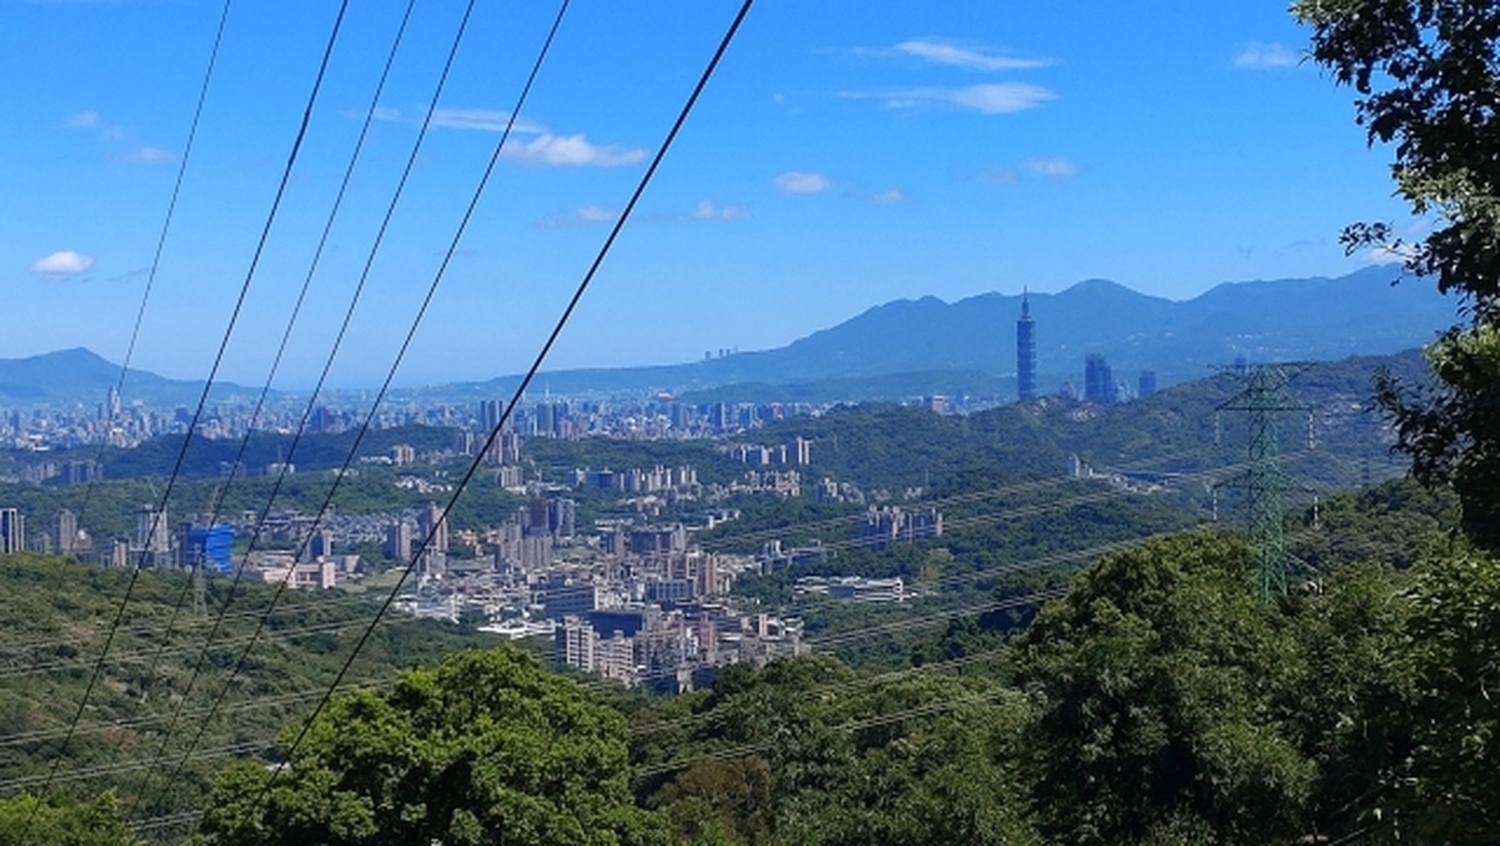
1084,354,1115,403
1138,370,1158,398
1016,291,1037,400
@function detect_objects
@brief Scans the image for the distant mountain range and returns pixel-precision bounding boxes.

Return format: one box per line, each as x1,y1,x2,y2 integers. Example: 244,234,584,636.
449,265,1457,401
0,348,266,407
0,266,1459,406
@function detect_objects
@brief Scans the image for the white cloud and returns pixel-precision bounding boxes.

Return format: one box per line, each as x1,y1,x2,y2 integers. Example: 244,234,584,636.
535,205,620,228
892,39,1051,71
428,107,546,134
841,82,1056,114
1233,42,1300,70
774,171,833,193
975,166,1021,184
368,105,547,134
115,146,173,163
30,250,95,276
1024,156,1078,179
693,200,751,221
502,133,645,167
871,189,906,203
64,110,99,129
577,205,617,222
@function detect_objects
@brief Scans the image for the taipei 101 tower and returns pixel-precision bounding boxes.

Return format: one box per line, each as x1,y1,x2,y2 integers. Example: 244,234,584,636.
1016,290,1037,400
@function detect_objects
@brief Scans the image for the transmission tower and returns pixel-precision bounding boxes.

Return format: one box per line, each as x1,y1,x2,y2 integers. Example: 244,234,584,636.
1216,362,1310,601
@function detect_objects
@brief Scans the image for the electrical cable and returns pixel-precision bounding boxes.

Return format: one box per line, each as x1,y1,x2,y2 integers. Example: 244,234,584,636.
142,0,568,808
72,0,232,538
22,4,352,833
123,0,418,739
229,0,756,816
118,0,420,794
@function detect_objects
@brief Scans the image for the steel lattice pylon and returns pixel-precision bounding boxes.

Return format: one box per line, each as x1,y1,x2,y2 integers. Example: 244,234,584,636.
1217,363,1308,601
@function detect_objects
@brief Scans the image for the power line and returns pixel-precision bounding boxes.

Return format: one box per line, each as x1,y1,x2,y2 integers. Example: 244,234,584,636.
117,0,420,792
143,0,571,809
72,0,232,538
233,0,756,816
635,688,1012,779
23,3,353,829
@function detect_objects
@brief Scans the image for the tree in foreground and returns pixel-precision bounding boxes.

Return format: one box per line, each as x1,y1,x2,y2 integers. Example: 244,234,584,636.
196,646,666,846
1012,532,1315,845
0,791,141,846
1295,0,1500,550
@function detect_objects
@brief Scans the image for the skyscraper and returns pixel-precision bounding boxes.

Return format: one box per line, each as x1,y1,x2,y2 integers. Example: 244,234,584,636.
135,506,171,564
52,508,78,555
417,502,449,577
1138,370,1158,398
0,508,24,554
1016,291,1037,400
385,519,413,562
1084,354,1115,403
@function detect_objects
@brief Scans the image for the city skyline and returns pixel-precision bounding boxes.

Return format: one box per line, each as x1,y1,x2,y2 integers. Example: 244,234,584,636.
2,1,1416,388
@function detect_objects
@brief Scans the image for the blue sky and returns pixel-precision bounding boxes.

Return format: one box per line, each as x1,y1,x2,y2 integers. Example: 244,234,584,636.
0,0,1417,387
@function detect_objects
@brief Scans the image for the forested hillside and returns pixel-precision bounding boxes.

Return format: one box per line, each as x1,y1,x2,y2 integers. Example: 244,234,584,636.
0,554,495,835
1,468,1487,844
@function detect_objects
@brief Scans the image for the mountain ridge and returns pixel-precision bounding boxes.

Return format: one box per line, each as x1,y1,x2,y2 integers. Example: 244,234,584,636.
0,266,1457,405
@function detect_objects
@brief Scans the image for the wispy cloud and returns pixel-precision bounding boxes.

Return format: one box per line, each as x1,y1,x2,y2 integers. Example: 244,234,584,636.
692,200,751,221
1024,155,1078,179
891,39,1051,71
63,109,124,140
501,134,645,167
430,107,544,133
974,166,1020,184
1233,42,1299,70
368,105,548,135
840,82,1056,114
30,250,95,276
774,171,833,193
534,205,620,228
114,146,173,163
63,110,99,129
870,189,906,204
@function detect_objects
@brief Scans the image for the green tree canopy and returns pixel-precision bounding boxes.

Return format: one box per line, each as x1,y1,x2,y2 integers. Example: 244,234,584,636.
0,791,142,846
1295,0,1500,550
1012,532,1314,845
196,646,666,846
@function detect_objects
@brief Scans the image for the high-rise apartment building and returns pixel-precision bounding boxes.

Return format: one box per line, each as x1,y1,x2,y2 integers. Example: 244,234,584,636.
1016,291,1037,400
385,519,413,562
417,502,449,577
135,506,171,563
52,508,78,555
478,399,502,433
0,508,24,554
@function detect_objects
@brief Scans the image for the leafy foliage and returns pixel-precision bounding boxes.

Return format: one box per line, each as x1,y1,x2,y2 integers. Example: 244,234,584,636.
634,655,1039,846
197,647,666,846
0,553,496,828
1296,0,1500,551
0,790,142,845
1013,533,1314,845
